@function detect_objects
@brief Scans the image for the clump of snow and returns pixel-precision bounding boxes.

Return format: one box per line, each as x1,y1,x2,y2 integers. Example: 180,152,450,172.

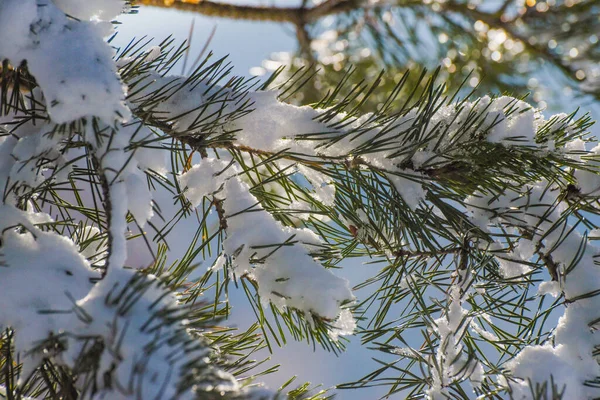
232,90,325,151
8,120,65,189
0,205,98,380
53,0,125,21
178,158,231,207
496,252,532,279
392,347,421,357
537,280,561,297
0,0,129,124
387,172,427,211
572,143,600,195
484,96,538,145
492,236,537,279
505,343,599,399
470,320,500,342
179,158,355,323
61,268,241,399
328,309,357,340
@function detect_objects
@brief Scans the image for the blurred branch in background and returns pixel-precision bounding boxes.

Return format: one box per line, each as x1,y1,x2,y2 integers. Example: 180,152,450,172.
137,0,600,111
137,0,359,23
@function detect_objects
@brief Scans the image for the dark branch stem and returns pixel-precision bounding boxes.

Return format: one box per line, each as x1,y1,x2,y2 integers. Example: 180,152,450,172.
212,197,228,230
140,113,475,188
521,227,560,281
535,242,560,282
137,0,361,24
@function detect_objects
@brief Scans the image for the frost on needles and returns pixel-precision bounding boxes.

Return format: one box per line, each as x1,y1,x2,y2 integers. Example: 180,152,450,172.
2,0,600,399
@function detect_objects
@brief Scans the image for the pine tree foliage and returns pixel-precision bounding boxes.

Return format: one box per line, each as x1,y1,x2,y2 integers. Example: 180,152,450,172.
1,1,600,400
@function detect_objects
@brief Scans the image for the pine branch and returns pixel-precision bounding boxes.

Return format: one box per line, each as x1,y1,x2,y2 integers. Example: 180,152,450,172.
137,113,474,184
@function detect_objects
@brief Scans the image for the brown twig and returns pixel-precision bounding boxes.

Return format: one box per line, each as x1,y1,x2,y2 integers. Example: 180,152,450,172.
140,112,482,189
212,197,228,230
136,0,360,24
535,243,560,282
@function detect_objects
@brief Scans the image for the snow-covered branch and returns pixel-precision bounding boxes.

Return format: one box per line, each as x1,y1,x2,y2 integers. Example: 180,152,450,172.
467,179,600,398
2,0,600,398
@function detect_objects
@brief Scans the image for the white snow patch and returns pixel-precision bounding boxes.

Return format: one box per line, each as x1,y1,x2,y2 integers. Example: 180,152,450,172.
179,158,355,323
0,0,130,124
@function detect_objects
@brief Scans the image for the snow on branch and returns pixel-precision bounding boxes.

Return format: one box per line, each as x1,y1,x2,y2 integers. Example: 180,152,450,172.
0,0,130,124
467,180,600,398
0,112,252,399
0,205,98,380
426,280,484,399
0,204,244,398
179,158,355,322
129,62,588,218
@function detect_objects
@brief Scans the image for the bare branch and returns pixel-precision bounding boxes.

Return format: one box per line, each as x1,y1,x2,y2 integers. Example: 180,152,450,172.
136,0,361,24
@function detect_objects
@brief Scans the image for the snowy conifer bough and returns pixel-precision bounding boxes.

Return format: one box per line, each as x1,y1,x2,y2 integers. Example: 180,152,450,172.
1,1,600,399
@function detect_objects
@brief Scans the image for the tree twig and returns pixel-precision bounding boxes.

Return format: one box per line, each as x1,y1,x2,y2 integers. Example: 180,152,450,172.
94,156,113,279
136,0,360,24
